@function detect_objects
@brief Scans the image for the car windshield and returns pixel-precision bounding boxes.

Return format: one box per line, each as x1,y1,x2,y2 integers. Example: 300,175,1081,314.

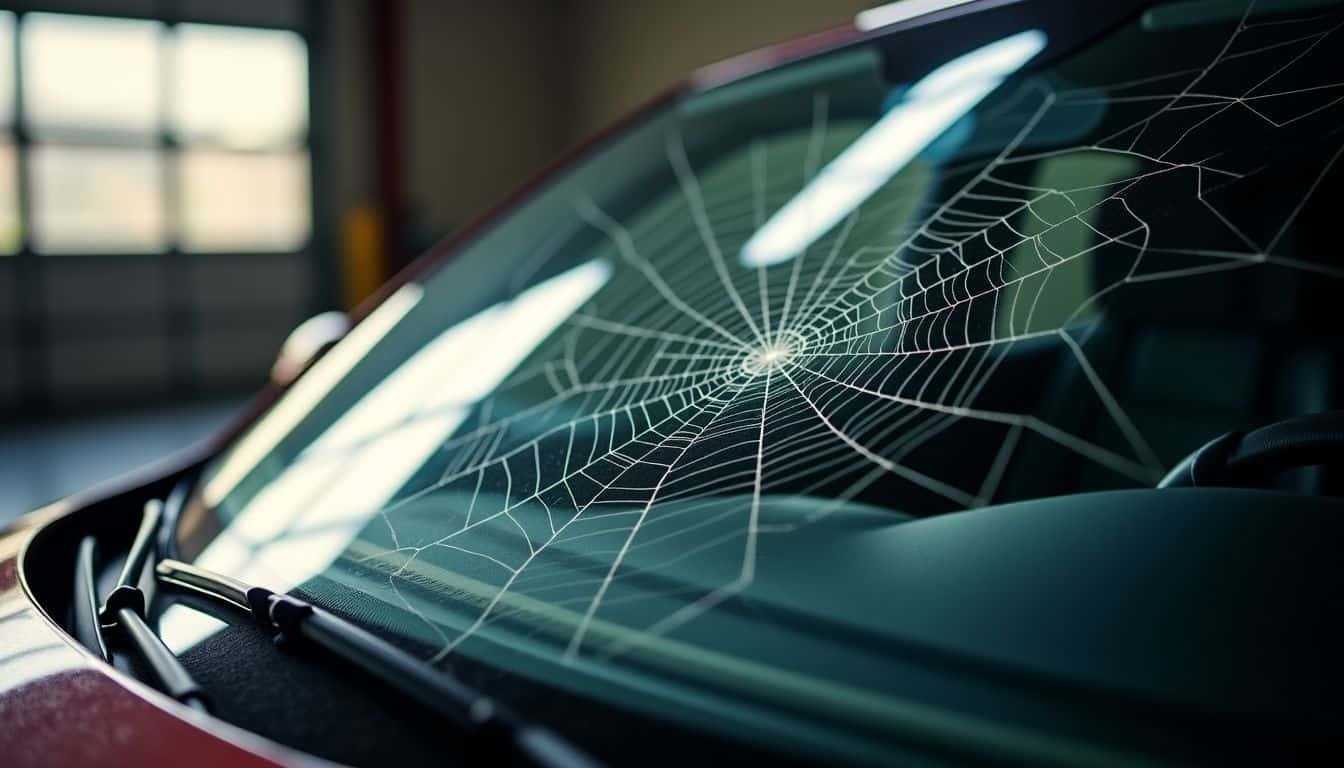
176,0,1343,760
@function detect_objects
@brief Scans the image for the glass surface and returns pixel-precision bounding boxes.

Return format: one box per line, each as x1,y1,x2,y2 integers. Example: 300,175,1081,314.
31,146,165,253
178,150,310,252
171,24,308,149
0,15,16,252
183,1,1344,760
0,142,18,254
0,13,15,127
21,13,161,139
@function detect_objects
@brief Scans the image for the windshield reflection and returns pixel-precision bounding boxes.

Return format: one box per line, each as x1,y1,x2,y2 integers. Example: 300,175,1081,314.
163,259,611,651
741,29,1046,267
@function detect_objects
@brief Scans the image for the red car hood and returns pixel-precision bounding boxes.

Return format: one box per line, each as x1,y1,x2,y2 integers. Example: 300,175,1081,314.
0,507,315,768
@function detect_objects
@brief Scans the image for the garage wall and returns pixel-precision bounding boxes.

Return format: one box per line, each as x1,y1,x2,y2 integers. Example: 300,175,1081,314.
325,0,375,240
562,0,874,143
403,1,569,237
344,0,877,241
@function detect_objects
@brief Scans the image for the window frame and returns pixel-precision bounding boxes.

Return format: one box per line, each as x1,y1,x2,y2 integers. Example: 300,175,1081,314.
0,0,333,418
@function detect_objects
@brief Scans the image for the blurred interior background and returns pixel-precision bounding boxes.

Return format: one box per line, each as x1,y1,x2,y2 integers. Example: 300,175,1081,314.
0,0,876,520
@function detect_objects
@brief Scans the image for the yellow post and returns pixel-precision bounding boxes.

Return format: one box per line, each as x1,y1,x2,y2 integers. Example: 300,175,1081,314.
341,203,386,311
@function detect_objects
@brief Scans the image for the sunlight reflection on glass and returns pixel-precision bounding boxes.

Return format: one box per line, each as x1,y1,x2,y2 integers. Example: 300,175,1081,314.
157,603,229,655
202,284,425,507
166,260,612,652
740,29,1047,268
855,0,980,31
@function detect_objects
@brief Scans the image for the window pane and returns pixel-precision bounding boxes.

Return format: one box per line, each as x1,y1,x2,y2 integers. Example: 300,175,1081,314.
31,146,165,253
0,142,18,254
22,14,161,138
179,150,309,252
0,13,15,127
172,25,307,148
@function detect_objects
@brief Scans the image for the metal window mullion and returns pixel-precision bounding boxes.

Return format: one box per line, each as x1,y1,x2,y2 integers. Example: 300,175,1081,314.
160,17,195,396
305,0,333,315
11,9,52,415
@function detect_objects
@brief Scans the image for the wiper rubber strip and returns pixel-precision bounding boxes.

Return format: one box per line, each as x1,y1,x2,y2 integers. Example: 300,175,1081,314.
72,536,108,661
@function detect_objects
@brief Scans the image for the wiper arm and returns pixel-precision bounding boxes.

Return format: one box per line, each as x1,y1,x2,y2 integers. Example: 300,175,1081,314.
157,558,602,768
76,489,598,766
91,500,209,711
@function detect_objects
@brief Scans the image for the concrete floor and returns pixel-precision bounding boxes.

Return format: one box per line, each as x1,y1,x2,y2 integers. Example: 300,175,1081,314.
0,400,243,525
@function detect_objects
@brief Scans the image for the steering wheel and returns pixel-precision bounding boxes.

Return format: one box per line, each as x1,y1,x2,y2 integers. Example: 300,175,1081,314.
1159,411,1344,489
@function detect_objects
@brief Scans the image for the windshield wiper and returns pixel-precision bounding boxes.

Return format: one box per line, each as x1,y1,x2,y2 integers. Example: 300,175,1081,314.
156,557,601,768
72,536,107,662
73,490,598,767
83,499,210,711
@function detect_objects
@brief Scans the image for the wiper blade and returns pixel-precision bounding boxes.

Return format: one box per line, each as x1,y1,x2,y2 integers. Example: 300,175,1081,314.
157,558,602,768
95,500,209,712
71,537,107,661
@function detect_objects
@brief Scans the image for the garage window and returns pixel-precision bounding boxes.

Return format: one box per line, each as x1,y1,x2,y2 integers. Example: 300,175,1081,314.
11,12,310,254
0,5,320,413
